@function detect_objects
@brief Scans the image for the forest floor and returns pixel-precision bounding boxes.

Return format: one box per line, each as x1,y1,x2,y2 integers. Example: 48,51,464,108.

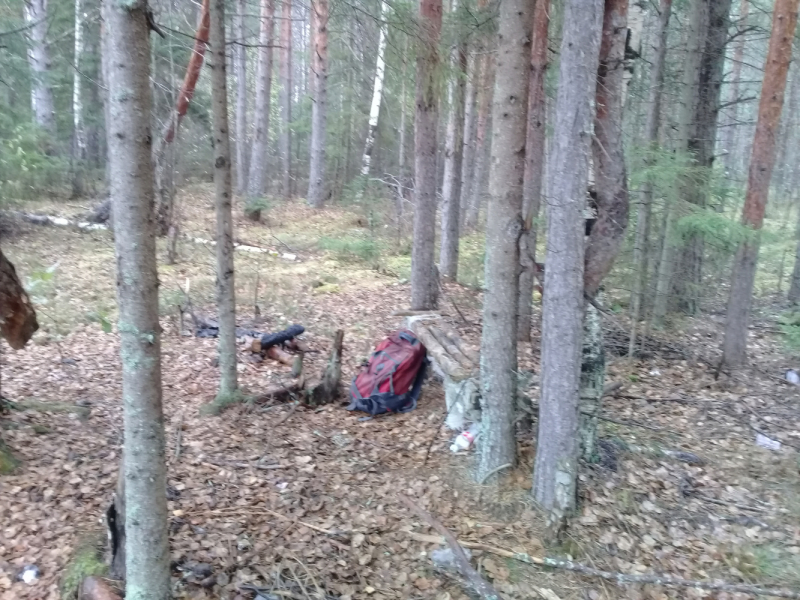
2,185,800,600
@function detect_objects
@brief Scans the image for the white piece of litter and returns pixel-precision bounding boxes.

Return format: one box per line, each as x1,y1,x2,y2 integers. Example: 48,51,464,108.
756,433,781,451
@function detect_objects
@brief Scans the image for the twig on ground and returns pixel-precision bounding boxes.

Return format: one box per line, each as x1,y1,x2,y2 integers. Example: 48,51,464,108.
405,532,800,598
174,412,183,461
479,462,512,485
695,494,769,513
450,298,472,325
202,458,285,471
197,507,343,537
399,494,502,600
270,232,295,253
596,413,673,433
274,401,299,426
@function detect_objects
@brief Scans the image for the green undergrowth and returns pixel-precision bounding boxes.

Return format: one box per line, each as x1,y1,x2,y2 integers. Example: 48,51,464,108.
59,532,108,599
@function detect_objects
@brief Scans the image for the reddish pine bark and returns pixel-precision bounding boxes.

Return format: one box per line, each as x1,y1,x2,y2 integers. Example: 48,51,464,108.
722,0,799,367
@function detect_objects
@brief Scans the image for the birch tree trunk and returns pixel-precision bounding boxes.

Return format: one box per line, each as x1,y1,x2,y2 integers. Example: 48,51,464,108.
533,0,603,532
246,0,275,202
722,0,799,367
439,0,467,280
24,0,56,138
629,0,672,355
410,0,443,310
234,0,248,194
279,0,293,198
360,1,389,178
477,0,532,484
517,0,550,342
210,0,239,396
102,0,169,594
307,0,329,208
651,0,706,328
723,0,748,176
71,0,86,197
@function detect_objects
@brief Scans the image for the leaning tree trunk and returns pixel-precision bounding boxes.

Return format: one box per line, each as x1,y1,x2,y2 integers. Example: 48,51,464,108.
533,0,603,534
477,0,532,484
246,0,275,203
234,0,248,194
360,0,389,179
439,0,467,281
307,0,329,208
517,0,550,342
581,0,629,460
210,0,239,397
71,0,86,197
102,0,170,594
722,0,799,368
24,0,56,138
410,0,443,311
629,0,673,355
279,0,293,199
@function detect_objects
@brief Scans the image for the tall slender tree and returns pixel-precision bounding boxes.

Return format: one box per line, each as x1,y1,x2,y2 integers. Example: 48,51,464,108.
464,50,494,229
210,0,239,397
234,0,248,194
722,0,799,367
723,0,749,176
246,0,275,202
307,0,329,207
24,0,56,138
439,0,468,280
279,0,293,198
71,0,86,196
410,0,443,310
360,1,389,178
517,0,550,342
459,51,479,226
533,0,603,531
102,0,170,594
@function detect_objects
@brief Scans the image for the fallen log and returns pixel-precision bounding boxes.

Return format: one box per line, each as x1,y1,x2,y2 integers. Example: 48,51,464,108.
0,249,39,349
410,322,470,381
266,345,295,366
428,324,475,371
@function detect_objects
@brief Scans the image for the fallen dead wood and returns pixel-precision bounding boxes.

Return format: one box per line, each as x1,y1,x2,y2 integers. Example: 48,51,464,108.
202,458,286,471
79,576,122,600
0,249,39,349
410,322,470,380
399,494,501,600
266,345,295,366
405,532,800,598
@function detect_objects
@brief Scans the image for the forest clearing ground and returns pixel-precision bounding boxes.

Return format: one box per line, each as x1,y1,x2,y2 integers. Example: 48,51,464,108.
2,187,800,600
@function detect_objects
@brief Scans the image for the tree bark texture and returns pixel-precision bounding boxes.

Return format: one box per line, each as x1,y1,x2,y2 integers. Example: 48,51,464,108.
585,0,630,297
477,0,531,484
71,0,86,197
0,249,39,350
234,0,248,194
101,0,170,594
722,0,749,176
360,1,389,178
629,0,672,355
459,50,479,227
579,298,605,461
788,203,800,304
410,0,443,310
307,0,329,207
722,0,799,367
439,0,468,281
279,0,293,198
210,0,239,396
533,0,603,527
517,0,549,342
24,0,56,137
246,0,275,199
465,52,494,229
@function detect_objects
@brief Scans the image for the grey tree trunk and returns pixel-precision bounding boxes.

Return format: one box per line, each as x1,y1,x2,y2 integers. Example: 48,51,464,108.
459,50,479,227
71,0,86,197
722,0,748,176
279,0,293,198
788,202,800,304
102,0,169,595
210,0,239,396
246,0,275,201
234,0,248,194
517,0,550,342
439,1,467,281
477,0,532,484
307,0,329,207
533,0,603,532
24,0,56,138
629,0,672,355
651,0,706,328
410,0,442,311
465,54,494,229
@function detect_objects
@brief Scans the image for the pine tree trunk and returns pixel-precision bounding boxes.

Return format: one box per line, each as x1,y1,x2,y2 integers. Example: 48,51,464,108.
307,0,329,207
722,0,748,176
246,0,275,201
360,1,389,179
722,0,799,367
279,0,293,198
234,0,248,195
210,0,239,396
629,0,672,355
517,0,550,342
439,0,467,281
410,0,442,311
533,0,603,532
465,53,494,229
477,0,532,484
71,0,86,197
651,0,705,327
24,0,56,139
102,0,169,594
459,50,479,227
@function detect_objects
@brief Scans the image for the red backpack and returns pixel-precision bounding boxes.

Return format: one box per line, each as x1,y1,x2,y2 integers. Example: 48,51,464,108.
347,329,427,415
